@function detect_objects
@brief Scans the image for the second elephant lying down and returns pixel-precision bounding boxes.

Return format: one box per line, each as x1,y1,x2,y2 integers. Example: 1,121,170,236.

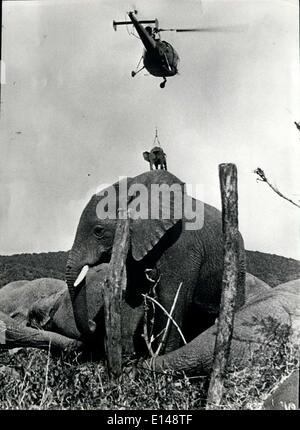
149,279,300,374
0,266,143,355
0,278,83,353
0,271,299,376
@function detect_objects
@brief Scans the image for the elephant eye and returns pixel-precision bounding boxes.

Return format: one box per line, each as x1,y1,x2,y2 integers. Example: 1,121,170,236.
93,226,103,238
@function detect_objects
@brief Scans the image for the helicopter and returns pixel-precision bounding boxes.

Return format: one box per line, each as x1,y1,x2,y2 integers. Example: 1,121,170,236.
113,10,243,88
113,10,233,88
113,11,178,88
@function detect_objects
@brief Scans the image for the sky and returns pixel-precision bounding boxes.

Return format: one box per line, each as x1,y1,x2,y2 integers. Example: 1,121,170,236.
0,0,300,259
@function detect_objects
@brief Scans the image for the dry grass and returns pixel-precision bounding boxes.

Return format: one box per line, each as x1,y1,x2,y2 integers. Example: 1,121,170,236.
0,321,298,410
0,349,208,410
221,322,299,410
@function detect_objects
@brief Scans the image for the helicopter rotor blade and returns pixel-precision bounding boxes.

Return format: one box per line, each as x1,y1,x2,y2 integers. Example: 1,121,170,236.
158,25,245,33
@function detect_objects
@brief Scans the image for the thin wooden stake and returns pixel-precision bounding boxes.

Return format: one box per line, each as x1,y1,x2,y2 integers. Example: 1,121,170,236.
206,163,240,409
103,212,130,379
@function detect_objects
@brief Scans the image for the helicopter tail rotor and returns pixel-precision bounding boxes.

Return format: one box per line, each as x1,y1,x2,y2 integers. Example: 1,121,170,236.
113,11,158,31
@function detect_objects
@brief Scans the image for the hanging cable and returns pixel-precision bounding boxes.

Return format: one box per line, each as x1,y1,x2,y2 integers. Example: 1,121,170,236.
152,127,161,148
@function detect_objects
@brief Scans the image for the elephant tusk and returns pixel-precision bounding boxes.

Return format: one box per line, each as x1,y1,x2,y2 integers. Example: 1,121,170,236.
74,265,89,287
88,319,97,333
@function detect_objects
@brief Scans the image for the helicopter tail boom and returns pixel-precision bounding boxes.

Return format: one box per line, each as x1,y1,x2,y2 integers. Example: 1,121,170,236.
113,12,158,53
127,12,157,52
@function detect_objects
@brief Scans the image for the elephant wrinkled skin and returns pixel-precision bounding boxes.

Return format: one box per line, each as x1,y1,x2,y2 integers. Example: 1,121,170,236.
149,279,300,375
0,278,82,353
0,278,66,325
65,170,246,352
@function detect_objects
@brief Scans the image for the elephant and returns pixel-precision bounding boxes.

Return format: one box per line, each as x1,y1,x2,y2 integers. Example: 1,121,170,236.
39,264,144,355
0,272,266,340
0,267,144,356
244,273,271,300
66,170,246,353
0,278,66,325
0,271,275,347
33,272,281,362
0,274,105,345
0,280,28,290
0,278,78,354
0,310,82,354
148,279,300,375
0,273,299,379
143,146,167,170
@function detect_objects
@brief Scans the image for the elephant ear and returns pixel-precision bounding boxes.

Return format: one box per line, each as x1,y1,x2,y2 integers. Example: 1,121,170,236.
127,171,185,261
143,151,150,162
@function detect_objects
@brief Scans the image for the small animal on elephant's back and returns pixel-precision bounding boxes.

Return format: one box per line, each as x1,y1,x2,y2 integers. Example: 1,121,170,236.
143,146,167,171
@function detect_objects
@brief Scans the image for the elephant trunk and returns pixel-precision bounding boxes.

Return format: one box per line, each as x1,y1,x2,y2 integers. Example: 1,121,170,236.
65,265,78,301
143,151,150,162
65,251,95,339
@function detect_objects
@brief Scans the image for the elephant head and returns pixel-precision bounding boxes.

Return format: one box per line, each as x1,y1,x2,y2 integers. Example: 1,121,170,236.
66,170,186,338
142,151,150,162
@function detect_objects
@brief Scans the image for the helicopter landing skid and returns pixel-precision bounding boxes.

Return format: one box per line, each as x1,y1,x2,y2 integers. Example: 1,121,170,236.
160,77,167,88
131,66,145,77
131,56,144,78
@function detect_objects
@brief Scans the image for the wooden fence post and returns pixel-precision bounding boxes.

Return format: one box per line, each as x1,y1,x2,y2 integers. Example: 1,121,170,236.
206,163,240,409
103,211,130,379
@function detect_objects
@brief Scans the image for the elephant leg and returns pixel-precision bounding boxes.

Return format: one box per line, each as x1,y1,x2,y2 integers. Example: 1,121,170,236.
0,311,83,354
151,253,203,354
151,275,196,354
152,296,185,354
146,283,300,375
